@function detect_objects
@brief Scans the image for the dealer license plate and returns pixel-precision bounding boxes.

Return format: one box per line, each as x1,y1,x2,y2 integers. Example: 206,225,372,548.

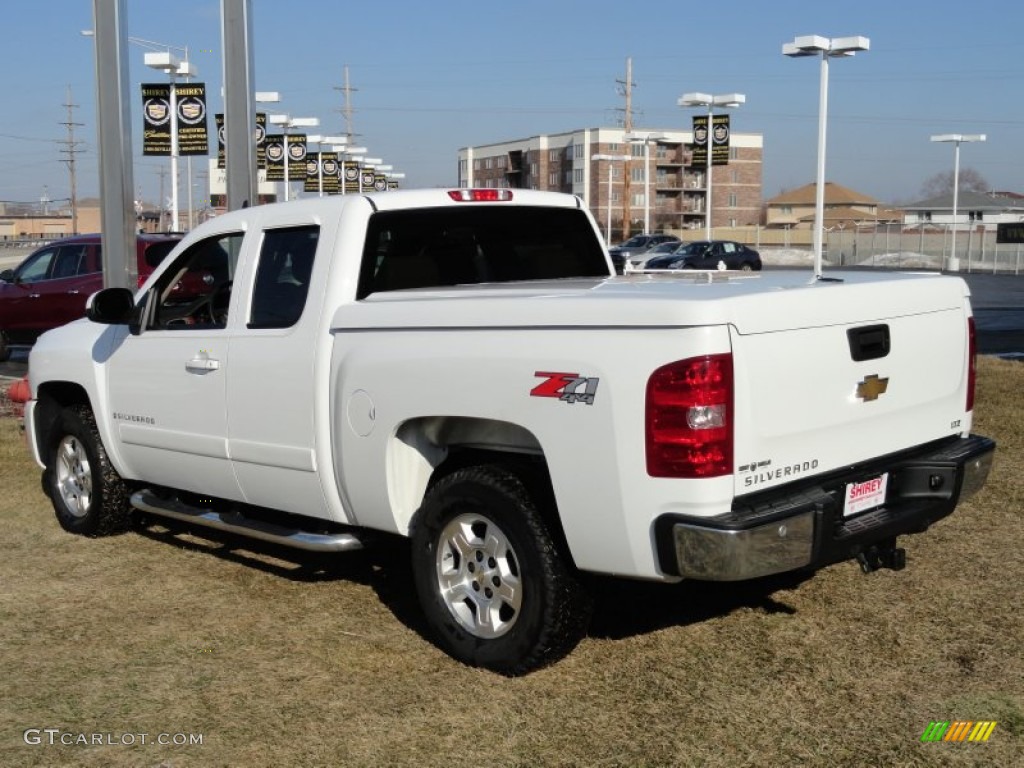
843,473,889,518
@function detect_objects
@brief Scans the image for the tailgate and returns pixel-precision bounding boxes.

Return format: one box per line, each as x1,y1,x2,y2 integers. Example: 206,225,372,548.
729,275,972,496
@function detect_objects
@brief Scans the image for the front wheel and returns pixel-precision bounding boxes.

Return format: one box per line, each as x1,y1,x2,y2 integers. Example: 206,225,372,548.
411,464,591,675
46,405,130,536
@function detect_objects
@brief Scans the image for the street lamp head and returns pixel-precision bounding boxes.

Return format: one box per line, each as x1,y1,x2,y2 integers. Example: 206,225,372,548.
679,92,745,109
712,93,746,108
143,50,181,72
678,92,713,107
931,134,986,144
784,34,869,57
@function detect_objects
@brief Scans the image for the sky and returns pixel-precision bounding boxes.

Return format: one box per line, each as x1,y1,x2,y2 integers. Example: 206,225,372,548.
2,0,1023,211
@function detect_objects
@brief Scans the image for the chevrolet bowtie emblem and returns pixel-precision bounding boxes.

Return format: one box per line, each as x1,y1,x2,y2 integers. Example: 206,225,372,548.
856,374,889,402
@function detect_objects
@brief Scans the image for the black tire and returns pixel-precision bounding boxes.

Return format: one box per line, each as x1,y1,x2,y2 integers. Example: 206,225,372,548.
411,464,592,675
0,331,10,362
46,405,130,536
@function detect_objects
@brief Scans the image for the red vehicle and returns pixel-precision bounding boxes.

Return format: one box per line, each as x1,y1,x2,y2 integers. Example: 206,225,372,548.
0,234,180,361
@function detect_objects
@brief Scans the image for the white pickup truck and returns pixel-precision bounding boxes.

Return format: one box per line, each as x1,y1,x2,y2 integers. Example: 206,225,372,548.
24,189,994,674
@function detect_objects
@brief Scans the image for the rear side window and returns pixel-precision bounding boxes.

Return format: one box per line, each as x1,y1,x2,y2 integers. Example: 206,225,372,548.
357,206,608,299
249,225,320,329
50,245,89,279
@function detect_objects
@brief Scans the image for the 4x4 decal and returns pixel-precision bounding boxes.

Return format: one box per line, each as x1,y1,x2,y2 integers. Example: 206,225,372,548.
531,371,599,405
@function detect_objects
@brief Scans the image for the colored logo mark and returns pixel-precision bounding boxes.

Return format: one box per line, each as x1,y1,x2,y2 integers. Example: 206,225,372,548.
920,721,997,742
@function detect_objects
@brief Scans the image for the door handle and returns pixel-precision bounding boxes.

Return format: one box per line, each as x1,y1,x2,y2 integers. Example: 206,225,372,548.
67,290,80,295
185,357,220,373
29,293,41,299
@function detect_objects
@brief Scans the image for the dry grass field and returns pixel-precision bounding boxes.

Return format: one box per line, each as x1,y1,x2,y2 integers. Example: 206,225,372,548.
1,357,1021,767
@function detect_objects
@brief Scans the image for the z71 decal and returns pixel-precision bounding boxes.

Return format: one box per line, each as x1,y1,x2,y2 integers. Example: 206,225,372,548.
531,371,599,406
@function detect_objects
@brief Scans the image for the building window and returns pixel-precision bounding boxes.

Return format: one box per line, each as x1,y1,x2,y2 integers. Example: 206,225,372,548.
631,193,646,207
608,142,620,151
729,218,737,227
549,173,557,186
922,211,932,221
530,163,538,176
574,168,584,183
730,147,738,160
549,149,558,162
728,193,737,208
630,144,644,157
970,210,983,221
631,168,644,182
473,159,481,170
731,169,738,183
574,143,584,159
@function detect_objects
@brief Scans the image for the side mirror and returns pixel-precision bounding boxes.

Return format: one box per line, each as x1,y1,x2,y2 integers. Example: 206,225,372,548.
86,287,135,325
0,269,14,282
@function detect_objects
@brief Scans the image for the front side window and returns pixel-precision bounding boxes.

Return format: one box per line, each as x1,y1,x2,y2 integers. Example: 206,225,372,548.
142,232,244,330
16,248,58,283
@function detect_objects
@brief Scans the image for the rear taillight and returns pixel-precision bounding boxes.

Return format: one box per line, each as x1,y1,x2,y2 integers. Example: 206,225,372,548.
967,315,977,412
447,189,513,202
646,354,733,478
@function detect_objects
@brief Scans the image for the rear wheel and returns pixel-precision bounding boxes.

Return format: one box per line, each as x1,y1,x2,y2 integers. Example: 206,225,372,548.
411,464,592,674
46,405,130,536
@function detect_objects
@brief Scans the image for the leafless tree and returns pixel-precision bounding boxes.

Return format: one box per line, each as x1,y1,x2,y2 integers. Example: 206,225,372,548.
920,168,990,198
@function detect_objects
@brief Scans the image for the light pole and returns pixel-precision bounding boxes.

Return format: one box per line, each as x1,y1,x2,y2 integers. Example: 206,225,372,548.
591,154,629,243
624,133,665,234
931,133,986,272
359,158,383,193
334,146,367,195
783,35,869,279
677,92,745,241
83,30,198,229
306,135,345,196
268,114,319,201
143,49,196,232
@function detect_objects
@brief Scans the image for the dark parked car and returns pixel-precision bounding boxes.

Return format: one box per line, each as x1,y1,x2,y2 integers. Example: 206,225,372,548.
608,233,681,273
0,233,181,361
643,240,762,272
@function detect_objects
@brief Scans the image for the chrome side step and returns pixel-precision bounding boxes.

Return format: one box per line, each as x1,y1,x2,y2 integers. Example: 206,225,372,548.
130,489,365,553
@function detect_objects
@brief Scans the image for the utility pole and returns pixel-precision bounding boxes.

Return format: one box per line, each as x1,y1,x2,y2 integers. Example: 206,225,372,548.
615,58,635,239
333,65,358,144
59,85,85,234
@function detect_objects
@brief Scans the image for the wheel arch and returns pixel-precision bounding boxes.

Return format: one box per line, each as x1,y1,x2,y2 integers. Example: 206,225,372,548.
32,381,93,466
387,416,568,552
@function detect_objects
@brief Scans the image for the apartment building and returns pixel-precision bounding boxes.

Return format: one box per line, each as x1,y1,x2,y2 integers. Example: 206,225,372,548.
458,127,762,239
